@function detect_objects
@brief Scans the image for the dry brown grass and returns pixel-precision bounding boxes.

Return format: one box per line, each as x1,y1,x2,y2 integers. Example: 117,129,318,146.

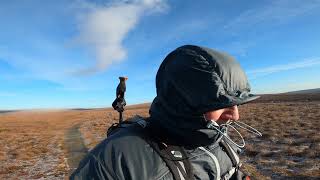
79,106,150,149
238,101,320,179
1,94,320,179
0,109,110,179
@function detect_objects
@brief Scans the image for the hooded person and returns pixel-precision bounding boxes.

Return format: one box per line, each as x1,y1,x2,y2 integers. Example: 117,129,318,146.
70,45,260,180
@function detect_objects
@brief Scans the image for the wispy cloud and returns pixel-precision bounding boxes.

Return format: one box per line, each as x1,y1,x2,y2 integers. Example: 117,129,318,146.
0,47,70,81
72,0,168,75
253,80,320,94
0,92,17,97
224,0,320,31
218,41,256,57
247,58,320,78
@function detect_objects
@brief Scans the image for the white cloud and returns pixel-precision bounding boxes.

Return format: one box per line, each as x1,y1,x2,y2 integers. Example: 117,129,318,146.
247,58,320,77
224,0,320,31
73,0,168,75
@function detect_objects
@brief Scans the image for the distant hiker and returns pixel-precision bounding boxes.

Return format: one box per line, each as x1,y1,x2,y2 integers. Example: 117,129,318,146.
71,45,261,180
116,77,128,99
112,77,128,121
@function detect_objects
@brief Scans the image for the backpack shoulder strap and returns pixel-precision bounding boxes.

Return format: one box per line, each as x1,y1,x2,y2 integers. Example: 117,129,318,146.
143,135,194,180
138,121,194,180
107,117,194,180
219,140,240,167
220,139,245,180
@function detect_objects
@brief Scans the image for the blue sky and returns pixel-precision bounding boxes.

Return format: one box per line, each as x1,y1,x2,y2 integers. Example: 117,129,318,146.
1,0,320,110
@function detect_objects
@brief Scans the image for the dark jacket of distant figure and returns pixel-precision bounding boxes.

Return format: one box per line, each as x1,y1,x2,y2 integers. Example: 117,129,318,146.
116,78,127,99
70,45,259,180
112,77,127,112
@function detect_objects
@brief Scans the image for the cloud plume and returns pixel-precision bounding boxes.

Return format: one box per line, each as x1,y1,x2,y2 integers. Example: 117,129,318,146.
247,58,320,77
73,0,168,75
224,0,320,31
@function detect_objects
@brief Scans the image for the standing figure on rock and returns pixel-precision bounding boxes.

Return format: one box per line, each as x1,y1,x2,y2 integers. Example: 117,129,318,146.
112,77,128,114
116,77,128,100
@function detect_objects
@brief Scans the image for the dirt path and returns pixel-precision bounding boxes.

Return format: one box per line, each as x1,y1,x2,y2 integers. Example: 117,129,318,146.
64,124,88,176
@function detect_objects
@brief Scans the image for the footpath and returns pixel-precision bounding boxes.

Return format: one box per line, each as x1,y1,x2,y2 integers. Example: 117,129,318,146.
64,124,88,175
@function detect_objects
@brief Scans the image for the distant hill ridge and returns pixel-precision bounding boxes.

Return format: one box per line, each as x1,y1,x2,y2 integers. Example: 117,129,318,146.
0,110,19,114
255,88,320,103
284,88,320,94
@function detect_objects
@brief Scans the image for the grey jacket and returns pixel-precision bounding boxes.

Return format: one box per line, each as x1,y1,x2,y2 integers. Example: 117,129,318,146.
70,118,242,180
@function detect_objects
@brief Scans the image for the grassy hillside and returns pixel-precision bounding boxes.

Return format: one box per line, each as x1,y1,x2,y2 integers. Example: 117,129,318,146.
1,93,319,179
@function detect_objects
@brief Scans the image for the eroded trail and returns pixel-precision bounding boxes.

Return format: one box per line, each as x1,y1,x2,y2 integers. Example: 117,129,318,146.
64,124,88,175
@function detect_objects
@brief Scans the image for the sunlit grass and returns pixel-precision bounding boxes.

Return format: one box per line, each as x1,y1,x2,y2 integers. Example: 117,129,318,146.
1,96,319,179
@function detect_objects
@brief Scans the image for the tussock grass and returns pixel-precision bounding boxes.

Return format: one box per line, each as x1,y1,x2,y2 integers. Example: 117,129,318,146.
1,94,319,179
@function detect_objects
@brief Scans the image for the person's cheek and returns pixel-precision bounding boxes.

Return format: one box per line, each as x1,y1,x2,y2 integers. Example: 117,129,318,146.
221,113,233,120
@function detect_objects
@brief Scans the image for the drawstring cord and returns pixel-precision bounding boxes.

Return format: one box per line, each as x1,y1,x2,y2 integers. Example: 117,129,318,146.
205,117,262,148
229,120,262,137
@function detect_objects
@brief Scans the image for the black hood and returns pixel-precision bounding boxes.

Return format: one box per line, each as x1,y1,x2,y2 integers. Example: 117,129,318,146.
148,45,259,147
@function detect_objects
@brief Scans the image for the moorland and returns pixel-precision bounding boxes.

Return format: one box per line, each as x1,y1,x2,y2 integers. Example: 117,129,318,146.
0,92,319,179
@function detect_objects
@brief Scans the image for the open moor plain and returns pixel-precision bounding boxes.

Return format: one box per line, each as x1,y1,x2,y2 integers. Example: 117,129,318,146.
0,93,319,179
